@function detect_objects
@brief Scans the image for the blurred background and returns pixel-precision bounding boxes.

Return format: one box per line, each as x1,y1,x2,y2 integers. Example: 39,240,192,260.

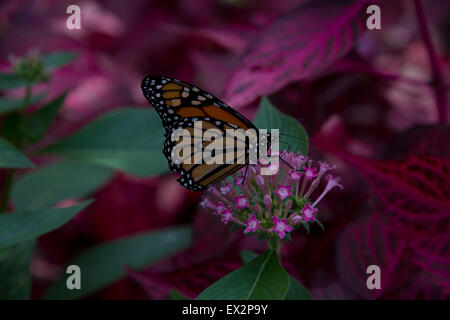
0,0,449,299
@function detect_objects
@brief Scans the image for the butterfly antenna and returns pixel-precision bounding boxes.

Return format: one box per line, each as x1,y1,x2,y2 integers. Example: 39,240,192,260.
241,164,250,185
277,143,306,172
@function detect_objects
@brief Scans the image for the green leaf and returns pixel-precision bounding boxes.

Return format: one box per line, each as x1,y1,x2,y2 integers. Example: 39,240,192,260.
284,276,313,300
19,93,66,142
43,108,168,177
0,137,34,168
0,92,46,115
11,160,113,211
253,97,309,155
240,250,312,300
315,219,325,231
44,225,192,300
0,240,35,299
240,250,258,263
41,51,78,69
0,200,92,248
197,249,289,300
301,221,311,234
0,73,37,90
170,289,190,300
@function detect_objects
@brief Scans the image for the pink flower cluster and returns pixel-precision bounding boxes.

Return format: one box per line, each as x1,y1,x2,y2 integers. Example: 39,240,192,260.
199,151,343,241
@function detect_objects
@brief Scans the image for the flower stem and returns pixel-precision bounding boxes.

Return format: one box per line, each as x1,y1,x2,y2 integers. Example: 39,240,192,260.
22,85,31,114
0,169,15,212
0,85,32,212
413,0,448,124
268,239,281,256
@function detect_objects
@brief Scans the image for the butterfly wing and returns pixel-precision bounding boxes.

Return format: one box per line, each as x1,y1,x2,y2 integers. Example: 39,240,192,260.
142,75,256,131
142,75,257,191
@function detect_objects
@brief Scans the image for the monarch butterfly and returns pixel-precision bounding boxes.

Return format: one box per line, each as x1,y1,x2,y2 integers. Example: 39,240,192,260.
141,75,268,191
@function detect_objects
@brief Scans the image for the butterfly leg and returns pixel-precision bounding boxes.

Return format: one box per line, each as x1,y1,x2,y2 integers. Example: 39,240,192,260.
241,164,250,185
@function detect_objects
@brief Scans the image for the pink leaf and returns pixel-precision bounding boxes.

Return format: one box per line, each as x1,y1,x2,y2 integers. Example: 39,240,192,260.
412,235,450,295
225,0,368,107
341,154,450,230
128,260,239,299
336,215,414,299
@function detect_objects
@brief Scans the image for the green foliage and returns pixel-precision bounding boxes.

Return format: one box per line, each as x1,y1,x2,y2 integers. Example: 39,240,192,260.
43,108,168,176
11,160,113,211
19,92,67,143
240,250,312,300
0,51,78,90
0,137,34,168
197,249,290,300
0,92,46,115
41,51,78,69
0,201,92,248
170,289,190,300
0,241,35,299
0,73,36,90
12,57,48,83
253,96,309,155
315,219,325,231
240,250,258,263
44,226,192,300
284,277,313,300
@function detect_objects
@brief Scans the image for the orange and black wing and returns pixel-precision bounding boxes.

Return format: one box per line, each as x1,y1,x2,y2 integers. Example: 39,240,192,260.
141,75,256,132
141,75,257,191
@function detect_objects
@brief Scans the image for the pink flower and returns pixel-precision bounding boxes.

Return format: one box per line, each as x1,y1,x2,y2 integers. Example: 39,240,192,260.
221,208,232,224
199,197,217,210
255,175,265,187
244,214,260,234
318,161,336,175
301,203,318,222
220,183,232,195
275,185,291,200
288,170,302,180
290,214,303,225
214,202,226,215
199,198,210,208
200,151,342,240
235,195,248,208
303,166,318,179
312,175,343,207
264,194,272,206
234,176,243,186
271,216,293,239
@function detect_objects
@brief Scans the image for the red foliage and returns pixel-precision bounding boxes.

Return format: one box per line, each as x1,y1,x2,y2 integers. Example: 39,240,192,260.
1,0,448,299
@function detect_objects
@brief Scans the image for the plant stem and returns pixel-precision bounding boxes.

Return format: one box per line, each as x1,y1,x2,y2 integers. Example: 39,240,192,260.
21,85,31,116
0,85,32,212
414,0,448,124
268,240,281,256
0,169,15,212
